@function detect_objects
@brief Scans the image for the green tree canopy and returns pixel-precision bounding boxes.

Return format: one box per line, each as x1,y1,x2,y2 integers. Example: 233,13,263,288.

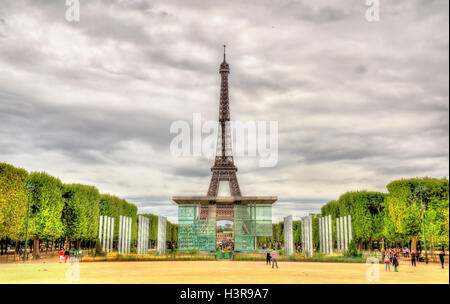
63,184,100,241
0,163,28,241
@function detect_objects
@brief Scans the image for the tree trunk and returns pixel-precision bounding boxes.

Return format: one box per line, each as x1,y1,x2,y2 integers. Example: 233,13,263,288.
430,237,435,262
381,237,385,250
14,241,18,262
33,236,40,259
411,236,418,254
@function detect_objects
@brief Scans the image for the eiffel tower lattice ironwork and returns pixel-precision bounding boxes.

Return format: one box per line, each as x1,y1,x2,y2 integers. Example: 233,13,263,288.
207,45,242,197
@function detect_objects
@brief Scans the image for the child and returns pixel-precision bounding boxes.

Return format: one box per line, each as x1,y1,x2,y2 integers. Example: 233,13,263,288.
384,253,391,272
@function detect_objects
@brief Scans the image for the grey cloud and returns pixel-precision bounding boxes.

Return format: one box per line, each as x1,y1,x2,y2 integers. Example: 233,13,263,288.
0,0,448,221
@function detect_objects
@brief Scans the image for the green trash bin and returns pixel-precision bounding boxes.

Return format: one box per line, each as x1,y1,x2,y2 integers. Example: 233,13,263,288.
225,252,229,259
217,251,222,259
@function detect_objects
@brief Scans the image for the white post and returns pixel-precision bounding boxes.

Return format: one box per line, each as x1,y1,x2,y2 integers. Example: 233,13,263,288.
284,215,293,256
336,217,340,252
343,215,348,250
122,216,125,254
111,217,114,252
138,216,141,254
145,217,148,253
309,215,313,257
98,215,103,251
328,215,333,254
323,215,330,254
318,217,322,253
303,217,307,257
301,218,305,256
122,216,126,254
108,217,112,252
339,217,345,251
321,217,325,253
101,216,106,252
128,217,132,253
348,215,352,244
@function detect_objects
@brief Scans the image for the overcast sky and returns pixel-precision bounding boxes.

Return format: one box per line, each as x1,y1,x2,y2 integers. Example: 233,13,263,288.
0,0,448,223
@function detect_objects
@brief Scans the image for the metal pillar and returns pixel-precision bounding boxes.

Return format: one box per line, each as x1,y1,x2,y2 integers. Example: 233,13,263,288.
99,215,103,251
284,215,293,255
318,217,322,252
343,215,348,250
336,217,341,252
339,217,345,251
328,215,333,254
157,216,167,255
348,215,352,244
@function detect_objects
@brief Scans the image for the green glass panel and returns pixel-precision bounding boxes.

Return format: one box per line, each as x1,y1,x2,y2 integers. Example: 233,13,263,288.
177,205,216,252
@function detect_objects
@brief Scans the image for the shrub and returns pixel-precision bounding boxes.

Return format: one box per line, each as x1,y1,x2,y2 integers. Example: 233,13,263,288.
343,240,362,257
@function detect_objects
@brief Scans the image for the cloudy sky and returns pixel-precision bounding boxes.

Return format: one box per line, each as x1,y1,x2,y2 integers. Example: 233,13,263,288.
0,0,448,223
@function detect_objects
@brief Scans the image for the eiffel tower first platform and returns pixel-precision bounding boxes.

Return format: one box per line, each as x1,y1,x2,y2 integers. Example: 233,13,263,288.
172,46,277,252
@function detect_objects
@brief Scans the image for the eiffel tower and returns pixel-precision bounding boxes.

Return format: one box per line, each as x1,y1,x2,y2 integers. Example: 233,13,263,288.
207,45,242,197
172,47,277,252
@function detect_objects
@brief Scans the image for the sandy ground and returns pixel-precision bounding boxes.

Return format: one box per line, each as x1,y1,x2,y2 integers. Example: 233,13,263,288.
0,259,448,284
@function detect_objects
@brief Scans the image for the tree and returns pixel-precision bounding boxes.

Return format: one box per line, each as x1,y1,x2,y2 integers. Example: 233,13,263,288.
0,163,28,242
27,172,65,258
62,184,100,247
385,177,449,253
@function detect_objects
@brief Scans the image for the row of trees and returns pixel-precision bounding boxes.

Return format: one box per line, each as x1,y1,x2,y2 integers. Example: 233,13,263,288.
256,177,448,255
0,162,177,257
320,177,449,254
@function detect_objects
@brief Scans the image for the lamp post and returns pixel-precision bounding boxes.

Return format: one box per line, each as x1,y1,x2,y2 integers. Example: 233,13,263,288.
23,182,34,262
416,185,428,264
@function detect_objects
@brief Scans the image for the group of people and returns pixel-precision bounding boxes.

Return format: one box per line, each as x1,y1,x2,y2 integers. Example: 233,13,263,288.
58,247,81,263
382,247,446,271
382,248,400,272
266,249,280,269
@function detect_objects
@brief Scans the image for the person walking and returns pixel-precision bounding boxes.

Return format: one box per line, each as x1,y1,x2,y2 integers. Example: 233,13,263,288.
64,248,70,263
59,248,64,263
439,249,445,269
393,255,399,272
271,249,279,269
266,250,271,265
384,252,391,272
411,250,416,267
